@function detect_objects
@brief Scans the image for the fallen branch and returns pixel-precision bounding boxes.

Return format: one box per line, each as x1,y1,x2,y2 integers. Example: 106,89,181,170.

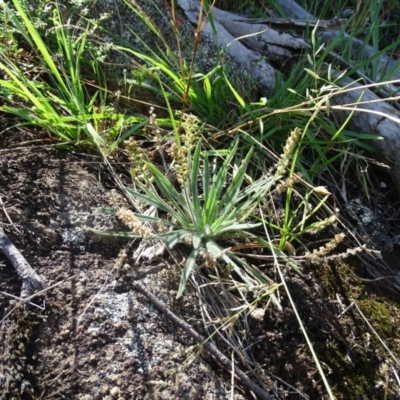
132,281,274,400
177,0,277,96
178,2,343,94
0,227,46,298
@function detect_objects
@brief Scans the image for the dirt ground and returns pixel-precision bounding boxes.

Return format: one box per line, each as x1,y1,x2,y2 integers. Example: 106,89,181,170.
1,126,400,400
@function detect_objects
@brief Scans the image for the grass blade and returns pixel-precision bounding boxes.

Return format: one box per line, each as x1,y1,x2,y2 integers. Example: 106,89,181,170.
177,247,201,298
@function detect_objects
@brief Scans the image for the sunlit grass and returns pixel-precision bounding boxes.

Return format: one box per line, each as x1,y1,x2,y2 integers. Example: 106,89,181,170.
0,0,147,149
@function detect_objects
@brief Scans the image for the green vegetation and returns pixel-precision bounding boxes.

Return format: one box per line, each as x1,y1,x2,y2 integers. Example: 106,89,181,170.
1,0,400,398
0,0,146,149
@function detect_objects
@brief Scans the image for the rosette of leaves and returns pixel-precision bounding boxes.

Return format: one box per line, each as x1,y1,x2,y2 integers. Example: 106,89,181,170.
127,138,277,298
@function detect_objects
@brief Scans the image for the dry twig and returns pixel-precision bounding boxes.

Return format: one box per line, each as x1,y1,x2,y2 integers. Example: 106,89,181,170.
0,275,78,326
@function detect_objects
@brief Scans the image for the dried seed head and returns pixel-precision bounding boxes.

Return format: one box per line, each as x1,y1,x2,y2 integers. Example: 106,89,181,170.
116,208,153,237
314,186,331,196
250,307,265,321
199,248,217,269
311,232,345,257
168,142,189,188
124,138,153,182
276,127,302,175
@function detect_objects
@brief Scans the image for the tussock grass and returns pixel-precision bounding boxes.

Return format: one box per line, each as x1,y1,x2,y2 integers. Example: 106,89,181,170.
0,0,146,149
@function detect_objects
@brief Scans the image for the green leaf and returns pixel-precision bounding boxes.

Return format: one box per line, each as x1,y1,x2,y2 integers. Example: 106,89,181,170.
219,147,253,210
146,162,181,203
205,139,239,223
191,140,202,219
134,213,175,227
221,252,256,289
177,247,200,298
192,232,202,249
223,72,246,107
217,223,261,234
205,240,223,258
11,0,69,94
86,122,105,146
166,230,191,249
125,188,171,213
203,153,211,205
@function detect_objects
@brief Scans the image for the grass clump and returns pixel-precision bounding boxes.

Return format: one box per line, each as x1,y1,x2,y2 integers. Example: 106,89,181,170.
116,117,293,299
0,0,145,149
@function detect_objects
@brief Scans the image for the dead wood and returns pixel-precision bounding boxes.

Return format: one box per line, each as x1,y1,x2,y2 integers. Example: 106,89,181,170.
233,16,347,32
177,0,277,96
328,75,400,190
0,227,46,298
277,0,400,185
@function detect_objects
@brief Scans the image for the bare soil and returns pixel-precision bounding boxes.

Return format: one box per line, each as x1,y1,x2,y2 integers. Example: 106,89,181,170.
0,128,247,400
1,126,400,399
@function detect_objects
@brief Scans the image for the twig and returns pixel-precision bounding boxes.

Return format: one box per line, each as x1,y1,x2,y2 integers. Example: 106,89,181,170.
0,290,45,310
0,275,78,326
392,366,400,388
0,194,21,235
132,281,273,400
231,352,235,400
0,227,46,298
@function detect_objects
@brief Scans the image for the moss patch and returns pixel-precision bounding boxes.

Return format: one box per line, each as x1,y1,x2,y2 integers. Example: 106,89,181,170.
358,299,394,338
307,258,400,399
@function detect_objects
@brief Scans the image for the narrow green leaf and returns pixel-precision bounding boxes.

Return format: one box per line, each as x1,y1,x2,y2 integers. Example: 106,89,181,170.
205,139,239,222
217,223,261,234
86,122,105,146
192,232,202,249
177,247,200,298
11,0,69,94
166,230,191,249
125,188,171,213
146,162,181,202
223,72,246,107
191,140,202,218
205,240,223,258
203,153,210,205
219,147,253,209
0,61,49,111
221,252,255,288
133,213,175,227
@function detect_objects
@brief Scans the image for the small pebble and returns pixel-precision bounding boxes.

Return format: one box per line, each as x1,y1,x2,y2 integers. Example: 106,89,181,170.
110,386,120,397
